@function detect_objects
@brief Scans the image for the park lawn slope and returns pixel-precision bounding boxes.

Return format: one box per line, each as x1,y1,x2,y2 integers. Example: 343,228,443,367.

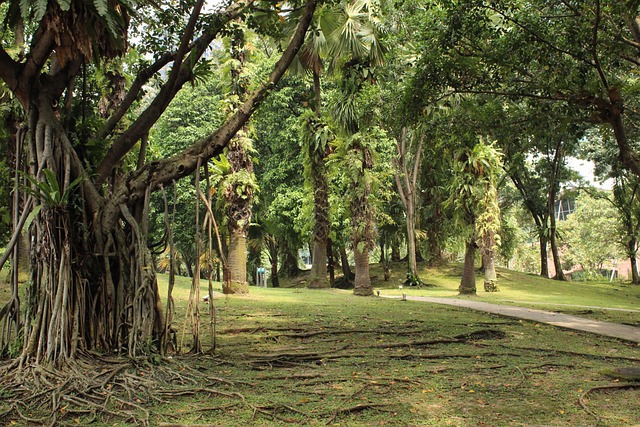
146,275,639,427
369,261,640,325
1,266,639,426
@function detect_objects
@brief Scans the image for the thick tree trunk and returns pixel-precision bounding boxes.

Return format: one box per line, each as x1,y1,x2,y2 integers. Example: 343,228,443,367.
608,89,640,179
631,256,640,284
459,239,477,295
539,234,549,277
282,247,300,277
406,214,418,278
13,104,162,364
628,237,640,284
327,238,335,287
223,26,254,293
391,245,401,262
224,229,248,294
0,0,318,364
339,246,353,281
482,253,498,292
267,240,280,288
307,69,330,289
353,246,372,296
549,213,566,281
309,239,328,288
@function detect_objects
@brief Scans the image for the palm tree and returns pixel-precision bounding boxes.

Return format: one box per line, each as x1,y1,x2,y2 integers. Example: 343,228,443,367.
292,0,384,289
219,24,257,294
448,140,503,295
210,146,258,294
332,132,378,295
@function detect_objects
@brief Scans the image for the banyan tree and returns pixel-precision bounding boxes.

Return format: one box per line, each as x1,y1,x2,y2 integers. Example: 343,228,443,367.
0,0,316,365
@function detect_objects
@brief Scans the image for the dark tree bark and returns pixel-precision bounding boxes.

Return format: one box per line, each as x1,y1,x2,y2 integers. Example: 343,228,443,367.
548,139,567,281
350,142,375,296
264,236,279,287
459,239,477,295
339,246,353,281
282,251,301,277
327,238,335,287
628,237,640,284
391,245,401,262
539,236,549,278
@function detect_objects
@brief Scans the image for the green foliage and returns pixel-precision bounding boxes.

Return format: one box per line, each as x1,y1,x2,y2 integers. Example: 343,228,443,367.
299,109,334,155
403,271,422,287
150,78,226,158
559,191,624,274
20,169,83,209
448,139,504,234
329,127,394,251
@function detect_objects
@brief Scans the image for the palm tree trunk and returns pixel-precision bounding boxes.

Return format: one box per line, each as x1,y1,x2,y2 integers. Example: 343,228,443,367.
459,239,477,295
308,70,330,289
353,246,372,296
224,229,249,294
309,239,328,288
482,252,498,292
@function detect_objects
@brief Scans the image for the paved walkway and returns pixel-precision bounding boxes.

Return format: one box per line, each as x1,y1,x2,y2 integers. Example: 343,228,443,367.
384,295,640,343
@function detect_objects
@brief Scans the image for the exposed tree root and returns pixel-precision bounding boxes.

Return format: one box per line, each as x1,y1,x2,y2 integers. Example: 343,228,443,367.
500,344,640,362
158,424,217,427
0,355,238,426
368,338,462,349
390,351,522,360
324,403,391,425
578,383,640,422
275,327,428,339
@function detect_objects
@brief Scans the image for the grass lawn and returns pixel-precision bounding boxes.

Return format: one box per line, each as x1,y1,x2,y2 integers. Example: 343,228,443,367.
1,263,640,426
146,271,640,427
373,261,640,326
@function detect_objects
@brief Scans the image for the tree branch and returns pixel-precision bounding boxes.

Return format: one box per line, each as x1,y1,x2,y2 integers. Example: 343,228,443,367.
18,28,56,102
591,0,609,91
484,4,592,66
0,47,20,97
95,0,255,186
100,0,318,231
98,48,189,140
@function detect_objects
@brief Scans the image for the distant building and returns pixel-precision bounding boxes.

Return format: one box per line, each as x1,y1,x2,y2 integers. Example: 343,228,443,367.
555,197,575,221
